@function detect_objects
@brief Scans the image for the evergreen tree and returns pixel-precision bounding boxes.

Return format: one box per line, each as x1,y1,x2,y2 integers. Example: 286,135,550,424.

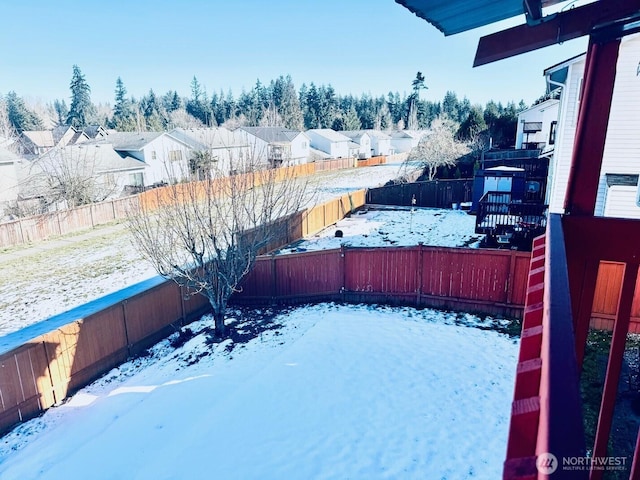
67,65,94,128
186,76,213,125
407,71,427,129
140,89,166,131
4,91,43,132
111,77,136,131
441,91,460,122
343,105,361,130
274,75,303,130
457,106,487,141
53,99,69,126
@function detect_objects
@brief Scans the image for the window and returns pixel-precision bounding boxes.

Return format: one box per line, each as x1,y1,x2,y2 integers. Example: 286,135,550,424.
548,121,558,145
129,172,144,186
169,150,182,162
151,151,157,160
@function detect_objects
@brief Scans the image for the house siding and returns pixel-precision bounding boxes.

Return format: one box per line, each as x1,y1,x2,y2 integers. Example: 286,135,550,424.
596,35,640,218
548,34,640,218
515,99,559,150
548,57,585,213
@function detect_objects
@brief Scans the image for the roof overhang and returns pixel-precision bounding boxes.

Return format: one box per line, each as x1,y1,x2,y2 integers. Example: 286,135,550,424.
395,0,640,65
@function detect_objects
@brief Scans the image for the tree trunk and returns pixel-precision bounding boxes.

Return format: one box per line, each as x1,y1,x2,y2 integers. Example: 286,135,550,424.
213,309,227,338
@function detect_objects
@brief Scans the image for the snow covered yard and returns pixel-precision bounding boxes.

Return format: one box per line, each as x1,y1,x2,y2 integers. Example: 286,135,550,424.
279,206,482,253
0,303,517,480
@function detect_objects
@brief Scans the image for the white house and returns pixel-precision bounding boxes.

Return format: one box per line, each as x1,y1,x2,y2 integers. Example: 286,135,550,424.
545,33,640,219
389,130,426,153
238,127,310,166
104,132,193,185
306,129,352,158
367,130,393,156
0,147,20,217
515,97,560,152
17,144,147,209
341,130,372,159
170,127,251,176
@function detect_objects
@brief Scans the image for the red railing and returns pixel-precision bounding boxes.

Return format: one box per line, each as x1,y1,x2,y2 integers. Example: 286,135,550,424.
504,215,586,479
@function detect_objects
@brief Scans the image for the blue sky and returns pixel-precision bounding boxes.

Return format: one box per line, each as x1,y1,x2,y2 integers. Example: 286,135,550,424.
0,0,588,107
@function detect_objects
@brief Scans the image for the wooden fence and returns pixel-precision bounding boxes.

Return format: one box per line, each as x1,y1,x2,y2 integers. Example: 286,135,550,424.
366,179,474,209
356,156,386,167
234,245,532,318
0,190,366,435
0,159,367,248
0,197,136,248
313,158,356,171
0,278,211,436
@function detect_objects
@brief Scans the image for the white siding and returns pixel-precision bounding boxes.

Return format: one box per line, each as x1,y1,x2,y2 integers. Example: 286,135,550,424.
603,186,640,219
0,162,18,203
548,57,586,213
596,35,640,217
548,34,640,217
515,99,559,150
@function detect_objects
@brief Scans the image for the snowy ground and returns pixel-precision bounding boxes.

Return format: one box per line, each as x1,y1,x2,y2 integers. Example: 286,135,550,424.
279,206,482,254
0,162,480,338
0,303,518,480
0,164,407,337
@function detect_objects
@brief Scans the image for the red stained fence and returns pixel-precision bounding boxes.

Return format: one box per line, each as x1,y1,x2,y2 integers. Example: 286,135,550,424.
235,245,531,318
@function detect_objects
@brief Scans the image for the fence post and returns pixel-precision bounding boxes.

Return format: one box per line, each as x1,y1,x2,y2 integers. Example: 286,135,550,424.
271,254,277,303
417,244,424,307
506,250,517,305
340,245,346,302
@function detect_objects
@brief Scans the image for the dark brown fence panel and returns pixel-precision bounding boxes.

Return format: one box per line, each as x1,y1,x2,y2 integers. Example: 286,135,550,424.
123,282,183,353
366,179,473,209
275,250,343,299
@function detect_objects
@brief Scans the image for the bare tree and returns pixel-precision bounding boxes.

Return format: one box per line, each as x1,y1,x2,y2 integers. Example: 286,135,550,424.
406,117,470,181
22,145,120,211
127,156,311,338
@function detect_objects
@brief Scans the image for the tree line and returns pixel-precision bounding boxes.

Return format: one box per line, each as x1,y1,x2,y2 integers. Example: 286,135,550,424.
1,67,527,149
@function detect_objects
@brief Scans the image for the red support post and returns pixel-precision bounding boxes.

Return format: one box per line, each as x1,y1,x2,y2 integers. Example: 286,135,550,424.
563,38,621,216
590,263,639,480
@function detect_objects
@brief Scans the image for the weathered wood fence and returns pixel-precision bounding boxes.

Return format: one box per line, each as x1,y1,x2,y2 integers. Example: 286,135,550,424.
0,159,381,249
235,246,531,318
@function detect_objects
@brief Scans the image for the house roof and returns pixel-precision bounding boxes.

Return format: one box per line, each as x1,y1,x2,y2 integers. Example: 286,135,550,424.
365,129,392,140
240,126,305,143
40,144,146,174
100,132,165,151
171,127,247,150
22,130,55,148
341,130,371,141
390,130,426,139
307,129,351,143
395,0,565,36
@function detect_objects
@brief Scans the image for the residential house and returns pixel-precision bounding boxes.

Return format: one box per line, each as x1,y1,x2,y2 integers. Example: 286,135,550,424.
366,130,393,156
102,131,193,185
0,147,20,217
545,33,640,218
20,126,90,157
169,127,251,177
389,130,425,153
306,129,352,159
238,127,310,166
17,144,147,210
515,97,560,152
341,130,372,159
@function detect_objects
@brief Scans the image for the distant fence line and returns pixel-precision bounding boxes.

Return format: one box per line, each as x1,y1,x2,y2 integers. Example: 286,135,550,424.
366,179,473,209
0,156,386,249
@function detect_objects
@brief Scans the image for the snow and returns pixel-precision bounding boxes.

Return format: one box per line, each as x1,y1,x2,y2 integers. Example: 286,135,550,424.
279,206,482,254
0,303,518,479
0,164,406,337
